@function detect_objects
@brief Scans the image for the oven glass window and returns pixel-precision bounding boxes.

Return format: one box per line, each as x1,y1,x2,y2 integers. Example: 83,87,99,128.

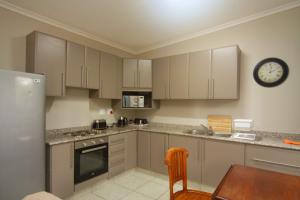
80,149,106,176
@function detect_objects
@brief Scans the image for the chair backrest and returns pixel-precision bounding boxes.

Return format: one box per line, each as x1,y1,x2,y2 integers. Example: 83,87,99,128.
165,147,189,200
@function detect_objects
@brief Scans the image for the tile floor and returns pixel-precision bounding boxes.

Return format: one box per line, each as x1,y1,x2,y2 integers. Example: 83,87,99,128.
65,168,215,200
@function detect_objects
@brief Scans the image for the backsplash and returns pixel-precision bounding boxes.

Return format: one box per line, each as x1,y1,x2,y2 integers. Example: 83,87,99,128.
46,88,135,130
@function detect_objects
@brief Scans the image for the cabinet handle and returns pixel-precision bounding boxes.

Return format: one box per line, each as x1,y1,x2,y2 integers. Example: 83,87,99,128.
70,143,73,169
100,80,103,97
81,65,84,87
165,84,167,99
61,73,65,96
212,79,215,99
197,140,200,161
133,72,136,87
252,158,300,169
137,70,140,88
207,79,210,99
86,68,88,88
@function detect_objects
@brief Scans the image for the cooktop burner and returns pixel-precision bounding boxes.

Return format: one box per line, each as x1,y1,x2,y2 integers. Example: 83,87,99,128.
66,129,107,137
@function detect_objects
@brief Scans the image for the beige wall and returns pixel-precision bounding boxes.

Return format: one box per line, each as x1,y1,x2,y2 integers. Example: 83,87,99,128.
0,7,134,129
137,7,300,133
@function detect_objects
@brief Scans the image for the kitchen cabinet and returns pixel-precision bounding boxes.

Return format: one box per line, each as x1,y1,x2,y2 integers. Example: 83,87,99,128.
66,43,100,89
125,131,137,170
211,46,240,99
123,59,152,89
152,57,170,99
169,54,189,99
245,145,300,176
137,131,151,170
26,31,66,96
66,41,85,88
188,50,211,99
169,135,202,182
85,47,100,89
109,134,126,177
202,140,244,187
90,52,122,99
150,132,169,174
47,142,74,199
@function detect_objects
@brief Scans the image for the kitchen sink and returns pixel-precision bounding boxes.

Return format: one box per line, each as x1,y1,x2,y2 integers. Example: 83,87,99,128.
183,129,208,135
231,132,256,141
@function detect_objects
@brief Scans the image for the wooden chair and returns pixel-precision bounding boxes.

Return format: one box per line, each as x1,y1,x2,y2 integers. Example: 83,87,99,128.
165,148,211,200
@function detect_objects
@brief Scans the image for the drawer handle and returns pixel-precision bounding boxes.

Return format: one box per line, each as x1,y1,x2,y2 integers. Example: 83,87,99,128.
252,158,300,169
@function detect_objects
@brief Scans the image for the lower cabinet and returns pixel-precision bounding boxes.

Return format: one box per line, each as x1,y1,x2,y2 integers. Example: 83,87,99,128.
126,131,137,170
47,142,74,199
150,132,169,174
109,131,138,177
169,135,202,183
202,140,244,187
245,145,300,176
109,134,126,177
137,131,151,170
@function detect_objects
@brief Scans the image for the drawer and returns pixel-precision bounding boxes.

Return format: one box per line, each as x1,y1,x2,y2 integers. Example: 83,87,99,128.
246,145,300,176
109,134,125,145
109,163,125,177
109,143,125,154
109,154,125,167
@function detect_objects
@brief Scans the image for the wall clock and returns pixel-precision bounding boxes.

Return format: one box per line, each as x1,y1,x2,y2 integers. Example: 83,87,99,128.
253,57,289,87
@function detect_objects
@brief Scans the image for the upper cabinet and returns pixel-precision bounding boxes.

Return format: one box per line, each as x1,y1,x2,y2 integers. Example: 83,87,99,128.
152,57,170,99
66,42,100,89
188,50,211,99
123,59,152,89
85,47,100,89
170,54,189,99
95,52,122,99
152,45,240,100
211,46,240,99
138,60,152,88
26,32,66,96
66,42,85,88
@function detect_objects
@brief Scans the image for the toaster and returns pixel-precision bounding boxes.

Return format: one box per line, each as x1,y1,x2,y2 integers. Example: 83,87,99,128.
92,119,107,130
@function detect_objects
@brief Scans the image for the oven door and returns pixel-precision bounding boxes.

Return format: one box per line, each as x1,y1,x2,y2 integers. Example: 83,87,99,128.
75,143,108,184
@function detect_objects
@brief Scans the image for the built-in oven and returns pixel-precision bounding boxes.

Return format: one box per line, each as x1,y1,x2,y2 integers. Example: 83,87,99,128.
74,137,108,184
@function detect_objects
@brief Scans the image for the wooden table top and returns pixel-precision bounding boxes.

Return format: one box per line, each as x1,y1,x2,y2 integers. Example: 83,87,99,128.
212,165,300,200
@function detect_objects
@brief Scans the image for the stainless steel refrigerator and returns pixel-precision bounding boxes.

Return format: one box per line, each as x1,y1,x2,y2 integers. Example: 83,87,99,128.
0,69,46,200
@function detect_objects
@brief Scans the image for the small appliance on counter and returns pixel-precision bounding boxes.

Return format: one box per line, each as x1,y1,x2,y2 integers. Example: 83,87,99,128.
117,116,128,127
134,118,148,125
233,119,253,132
92,119,108,130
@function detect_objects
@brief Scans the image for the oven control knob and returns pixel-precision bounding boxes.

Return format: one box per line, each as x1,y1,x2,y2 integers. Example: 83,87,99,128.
82,142,87,147
99,139,105,143
91,140,96,145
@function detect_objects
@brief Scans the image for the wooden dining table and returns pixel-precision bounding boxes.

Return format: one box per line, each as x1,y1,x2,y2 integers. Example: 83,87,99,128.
212,164,300,200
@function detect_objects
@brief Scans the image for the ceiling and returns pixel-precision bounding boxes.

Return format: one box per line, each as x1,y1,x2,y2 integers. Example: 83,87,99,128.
1,0,300,54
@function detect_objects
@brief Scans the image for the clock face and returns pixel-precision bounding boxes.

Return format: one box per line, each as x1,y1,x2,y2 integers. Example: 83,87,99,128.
253,58,289,87
257,62,284,83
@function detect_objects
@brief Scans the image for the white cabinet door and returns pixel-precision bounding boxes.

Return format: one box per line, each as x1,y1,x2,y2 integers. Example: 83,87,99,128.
169,54,189,99
123,59,138,88
203,140,244,187
138,60,152,88
49,142,74,199
152,57,170,99
188,50,211,99
211,46,239,99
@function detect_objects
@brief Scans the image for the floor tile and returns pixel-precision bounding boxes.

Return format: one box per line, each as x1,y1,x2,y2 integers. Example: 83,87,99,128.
120,192,154,200
113,172,149,190
135,181,168,199
92,181,131,200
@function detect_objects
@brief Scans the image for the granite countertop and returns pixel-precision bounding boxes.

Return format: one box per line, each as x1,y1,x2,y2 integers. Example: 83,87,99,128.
46,123,300,151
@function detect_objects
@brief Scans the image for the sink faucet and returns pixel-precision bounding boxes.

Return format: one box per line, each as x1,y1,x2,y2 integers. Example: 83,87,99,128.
200,124,214,135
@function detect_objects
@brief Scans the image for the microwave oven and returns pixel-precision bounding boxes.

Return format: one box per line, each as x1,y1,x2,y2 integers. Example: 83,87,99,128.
123,95,144,108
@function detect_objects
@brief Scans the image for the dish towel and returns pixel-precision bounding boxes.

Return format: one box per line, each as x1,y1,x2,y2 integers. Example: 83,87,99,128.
283,139,300,145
